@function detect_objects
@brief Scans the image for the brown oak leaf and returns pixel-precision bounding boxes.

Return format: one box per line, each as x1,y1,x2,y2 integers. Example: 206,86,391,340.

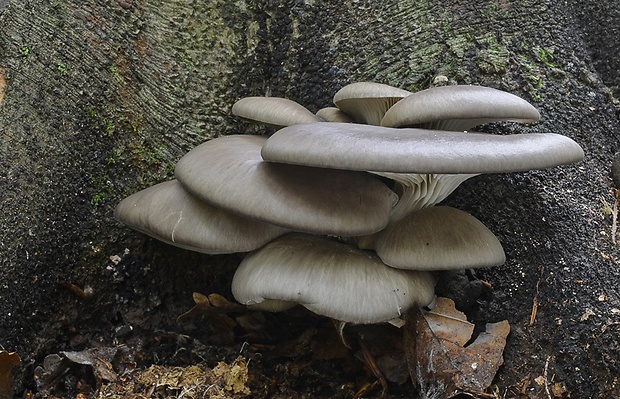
405,297,510,398
0,351,20,399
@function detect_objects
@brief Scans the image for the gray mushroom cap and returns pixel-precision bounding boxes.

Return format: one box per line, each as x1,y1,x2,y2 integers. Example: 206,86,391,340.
316,107,354,123
333,82,411,125
114,180,289,254
373,206,506,270
381,85,541,131
232,97,323,128
175,135,398,236
261,122,584,174
231,233,437,324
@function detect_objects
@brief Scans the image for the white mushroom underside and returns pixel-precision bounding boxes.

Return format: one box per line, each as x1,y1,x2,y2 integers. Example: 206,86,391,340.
335,98,404,126
231,234,437,324
333,82,411,126
371,172,479,221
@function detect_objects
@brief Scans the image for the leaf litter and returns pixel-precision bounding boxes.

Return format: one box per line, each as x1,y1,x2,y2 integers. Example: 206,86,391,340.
30,343,251,399
23,293,511,398
0,351,20,399
405,297,510,398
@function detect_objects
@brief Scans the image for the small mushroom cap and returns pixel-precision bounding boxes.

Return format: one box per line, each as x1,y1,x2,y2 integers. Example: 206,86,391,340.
316,107,354,123
232,233,437,324
374,206,506,270
381,85,541,130
175,135,397,236
232,97,323,128
114,180,289,254
261,122,584,174
333,82,411,125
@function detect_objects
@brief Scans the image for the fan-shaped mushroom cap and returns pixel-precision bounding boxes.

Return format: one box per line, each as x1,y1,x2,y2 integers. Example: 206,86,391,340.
175,135,397,236
381,85,541,131
114,180,289,254
261,122,584,174
333,82,411,125
231,233,437,324
316,107,354,123
373,206,505,270
232,97,323,128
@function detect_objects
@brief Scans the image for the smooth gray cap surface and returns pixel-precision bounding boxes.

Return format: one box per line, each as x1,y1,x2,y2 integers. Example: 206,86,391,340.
232,97,323,128
374,206,506,270
114,180,289,254
381,85,541,130
333,82,411,125
261,122,584,174
175,135,397,236
316,107,354,123
231,233,437,324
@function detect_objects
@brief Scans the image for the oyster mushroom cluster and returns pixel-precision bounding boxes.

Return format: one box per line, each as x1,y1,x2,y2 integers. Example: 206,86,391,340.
115,82,584,325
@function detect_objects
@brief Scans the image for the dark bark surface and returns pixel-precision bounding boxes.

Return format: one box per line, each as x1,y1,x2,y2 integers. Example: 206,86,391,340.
1,0,619,397
568,0,620,95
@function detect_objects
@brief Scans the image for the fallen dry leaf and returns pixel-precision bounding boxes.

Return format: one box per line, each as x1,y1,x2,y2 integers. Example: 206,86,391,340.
405,297,510,399
177,292,249,345
34,346,133,396
0,351,20,399
177,292,213,323
177,292,246,323
61,348,119,382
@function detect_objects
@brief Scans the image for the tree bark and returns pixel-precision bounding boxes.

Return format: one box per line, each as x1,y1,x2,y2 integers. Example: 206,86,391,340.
1,0,618,397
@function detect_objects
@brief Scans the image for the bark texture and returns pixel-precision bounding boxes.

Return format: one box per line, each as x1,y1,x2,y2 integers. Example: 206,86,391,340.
1,0,619,397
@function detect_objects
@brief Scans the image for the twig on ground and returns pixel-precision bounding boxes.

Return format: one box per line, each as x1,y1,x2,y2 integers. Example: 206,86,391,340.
543,356,551,399
59,281,94,299
460,388,498,398
356,337,388,398
530,266,544,326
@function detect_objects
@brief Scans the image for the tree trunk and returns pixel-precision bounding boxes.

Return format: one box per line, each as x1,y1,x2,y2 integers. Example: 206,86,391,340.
1,0,618,397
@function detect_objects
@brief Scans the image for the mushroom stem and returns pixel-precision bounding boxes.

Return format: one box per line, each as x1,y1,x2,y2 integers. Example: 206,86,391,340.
373,172,479,221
